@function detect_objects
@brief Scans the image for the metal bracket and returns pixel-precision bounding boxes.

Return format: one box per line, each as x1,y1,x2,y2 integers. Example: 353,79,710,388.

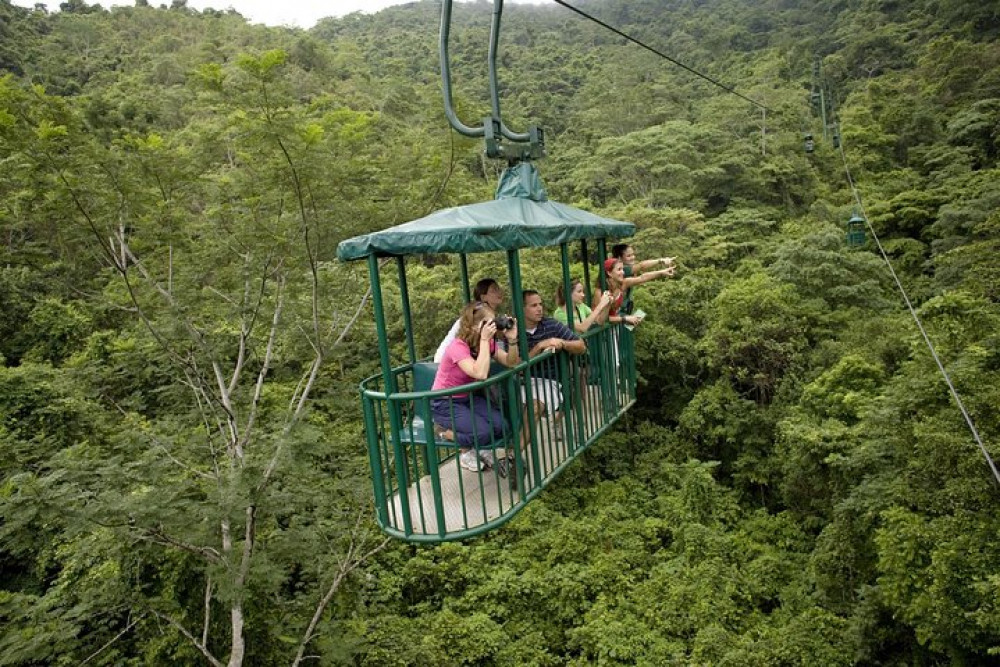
484,119,546,162
442,0,544,161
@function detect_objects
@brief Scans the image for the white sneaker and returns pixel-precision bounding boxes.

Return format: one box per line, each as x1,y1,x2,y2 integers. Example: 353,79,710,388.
459,449,483,471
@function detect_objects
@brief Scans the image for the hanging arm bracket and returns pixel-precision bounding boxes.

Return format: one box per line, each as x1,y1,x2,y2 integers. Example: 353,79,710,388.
440,0,545,161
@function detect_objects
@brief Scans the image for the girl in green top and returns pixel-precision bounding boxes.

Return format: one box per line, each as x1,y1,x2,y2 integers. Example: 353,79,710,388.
553,279,614,333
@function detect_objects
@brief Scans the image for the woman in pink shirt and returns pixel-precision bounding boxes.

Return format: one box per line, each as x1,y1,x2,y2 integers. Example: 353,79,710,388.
431,302,519,471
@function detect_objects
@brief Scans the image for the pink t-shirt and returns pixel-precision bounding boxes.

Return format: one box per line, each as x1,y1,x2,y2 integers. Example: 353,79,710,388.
431,338,495,396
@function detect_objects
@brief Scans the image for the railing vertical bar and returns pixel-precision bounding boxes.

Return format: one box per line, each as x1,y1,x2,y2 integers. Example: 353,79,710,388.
459,253,471,303
447,398,472,529
362,392,389,527
397,257,417,366
369,254,413,536
503,372,521,510
508,248,540,491
422,395,448,538
375,398,400,529
470,395,489,527
559,242,577,458
400,393,430,535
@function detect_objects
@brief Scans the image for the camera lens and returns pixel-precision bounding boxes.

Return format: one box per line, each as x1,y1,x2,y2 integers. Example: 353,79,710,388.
494,315,514,331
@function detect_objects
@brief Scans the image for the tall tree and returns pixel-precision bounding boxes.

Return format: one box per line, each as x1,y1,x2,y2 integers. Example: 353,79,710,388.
0,51,390,665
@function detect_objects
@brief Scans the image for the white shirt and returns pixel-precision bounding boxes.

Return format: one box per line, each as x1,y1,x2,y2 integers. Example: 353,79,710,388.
433,318,462,362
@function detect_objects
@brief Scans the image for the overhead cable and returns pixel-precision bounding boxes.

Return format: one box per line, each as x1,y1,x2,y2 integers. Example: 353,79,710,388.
836,142,1000,487
550,0,772,113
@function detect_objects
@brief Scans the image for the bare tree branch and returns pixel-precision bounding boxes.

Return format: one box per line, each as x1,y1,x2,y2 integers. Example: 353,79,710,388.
238,505,256,589
148,608,224,667
202,576,213,648
188,371,225,482
290,355,322,426
290,513,392,667
332,276,378,348
139,526,223,564
227,252,274,397
239,273,285,453
116,240,240,436
212,359,241,460
422,129,458,216
79,612,147,666
263,267,382,493
205,285,240,308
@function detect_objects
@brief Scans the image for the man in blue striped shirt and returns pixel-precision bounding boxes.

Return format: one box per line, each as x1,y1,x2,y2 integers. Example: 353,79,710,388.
521,290,586,414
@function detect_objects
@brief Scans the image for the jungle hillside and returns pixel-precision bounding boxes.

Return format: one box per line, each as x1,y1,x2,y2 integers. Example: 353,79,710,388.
2,0,1000,664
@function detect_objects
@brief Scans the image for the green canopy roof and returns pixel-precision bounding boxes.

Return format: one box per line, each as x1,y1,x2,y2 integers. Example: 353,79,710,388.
336,164,634,261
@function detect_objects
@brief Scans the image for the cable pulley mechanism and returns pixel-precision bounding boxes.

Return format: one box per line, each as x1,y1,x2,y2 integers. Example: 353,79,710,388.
440,0,545,162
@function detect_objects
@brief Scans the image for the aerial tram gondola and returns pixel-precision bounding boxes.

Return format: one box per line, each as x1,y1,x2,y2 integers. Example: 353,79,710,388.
846,211,867,247
336,0,638,543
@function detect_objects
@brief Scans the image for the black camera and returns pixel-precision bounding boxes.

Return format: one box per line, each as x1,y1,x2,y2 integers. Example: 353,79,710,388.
493,314,515,331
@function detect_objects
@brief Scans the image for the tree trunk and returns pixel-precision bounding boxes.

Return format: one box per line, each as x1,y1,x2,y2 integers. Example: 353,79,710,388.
228,604,245,667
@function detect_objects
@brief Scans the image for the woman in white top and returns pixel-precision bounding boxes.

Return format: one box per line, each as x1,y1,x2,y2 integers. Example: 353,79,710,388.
433,278,504,362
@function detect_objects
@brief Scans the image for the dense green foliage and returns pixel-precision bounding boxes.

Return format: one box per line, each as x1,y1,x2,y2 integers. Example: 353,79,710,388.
2,0,999,664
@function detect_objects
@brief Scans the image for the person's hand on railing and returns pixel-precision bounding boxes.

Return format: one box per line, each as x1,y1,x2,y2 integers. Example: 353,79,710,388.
542,337,564,353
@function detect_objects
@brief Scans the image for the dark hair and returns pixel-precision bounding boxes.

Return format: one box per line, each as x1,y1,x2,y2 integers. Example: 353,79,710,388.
473,278,499,301
555,279,582,307
611,243,630,259
522,289,540,304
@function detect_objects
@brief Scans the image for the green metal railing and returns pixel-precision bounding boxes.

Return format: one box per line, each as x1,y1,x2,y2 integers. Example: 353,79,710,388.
359,322,636,543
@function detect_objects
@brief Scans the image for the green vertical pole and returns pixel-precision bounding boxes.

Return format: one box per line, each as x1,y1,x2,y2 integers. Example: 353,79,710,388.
397,257,416,366
396,255,426,502
361,389,388,527
580,240,595,432
595,238,614,420
459,253,471,303
370,255,395,392
581,240,595,438
503,369,521,504
508,248,526,358
580,240,594,431
596,239,608,290
559,243,577,450
507,248,540,488
368,254,413,536
424,401,447,540
560,243,573,329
